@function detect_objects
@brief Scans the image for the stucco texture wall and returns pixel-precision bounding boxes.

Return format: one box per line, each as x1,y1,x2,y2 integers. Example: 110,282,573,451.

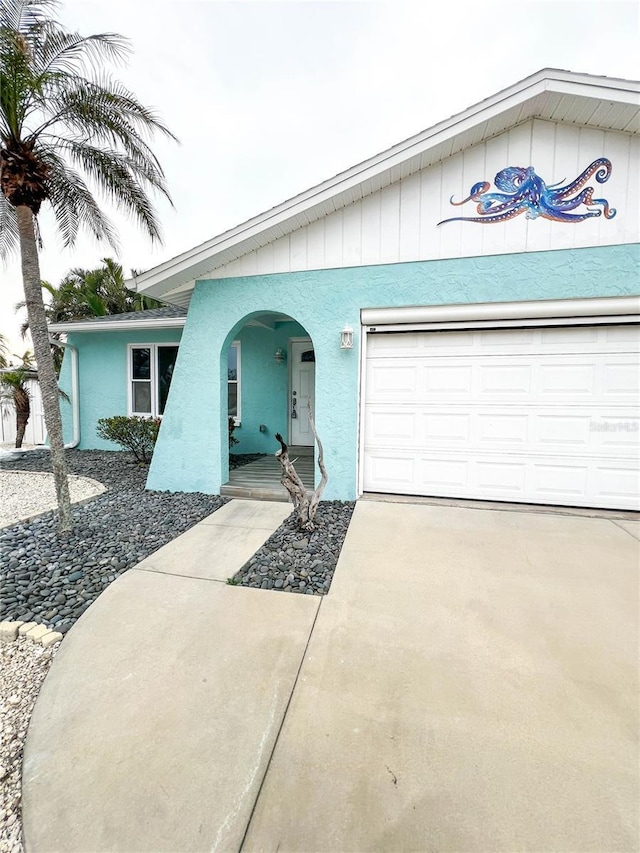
59,328,182,450
146,243,639,499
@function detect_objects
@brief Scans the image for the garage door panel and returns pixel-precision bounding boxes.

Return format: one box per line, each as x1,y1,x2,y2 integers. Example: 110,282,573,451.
369,364,417,395
420,457,469,487
542,327,600,345
477,414,529,443
367,406,635,456
364,325,640,510
479,329,536,347
594,464,640,502
476,460,526,492
589,414,640,451
366,411,417,442
538,363,596,395
368,356,639,405
424,413,470,442
365,449,640,509
367,454,416,487
602,362,640,395
533,463,589,498
604,326,639,344
479,364,532,394
366,326,638,357
424,364,473,394
536,414,592,447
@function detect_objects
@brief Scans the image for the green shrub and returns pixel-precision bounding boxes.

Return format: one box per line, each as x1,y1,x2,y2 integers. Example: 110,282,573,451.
96,416,161,463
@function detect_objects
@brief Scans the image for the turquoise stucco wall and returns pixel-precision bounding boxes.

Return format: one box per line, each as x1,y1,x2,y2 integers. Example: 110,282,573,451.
59,328,182,450
231,320,308,454
147,243,640,499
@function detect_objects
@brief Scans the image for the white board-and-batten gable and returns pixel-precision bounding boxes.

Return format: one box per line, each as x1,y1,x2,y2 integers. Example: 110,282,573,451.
131,70,640,307
213,120,639,279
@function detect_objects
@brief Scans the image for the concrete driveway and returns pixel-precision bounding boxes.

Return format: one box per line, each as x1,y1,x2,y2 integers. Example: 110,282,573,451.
23,500,639,852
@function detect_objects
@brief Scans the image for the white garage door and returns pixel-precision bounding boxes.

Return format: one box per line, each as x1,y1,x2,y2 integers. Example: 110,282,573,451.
363,324,640,510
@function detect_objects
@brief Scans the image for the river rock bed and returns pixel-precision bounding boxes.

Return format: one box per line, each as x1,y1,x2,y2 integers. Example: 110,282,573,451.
231,501,355,595
0,637,58,853
0,450,226,634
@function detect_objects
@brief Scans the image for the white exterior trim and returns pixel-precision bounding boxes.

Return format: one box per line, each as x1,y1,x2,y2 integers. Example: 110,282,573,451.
361,295,640,329
48,317,186,334
356,326,368,498
228,340,241,425
127,342,180,418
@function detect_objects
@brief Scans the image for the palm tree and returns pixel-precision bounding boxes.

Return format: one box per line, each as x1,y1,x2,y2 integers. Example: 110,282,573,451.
18,258,165,371
0,332,8,367
0,0,176,532
0,363,32,447
37,257,163,324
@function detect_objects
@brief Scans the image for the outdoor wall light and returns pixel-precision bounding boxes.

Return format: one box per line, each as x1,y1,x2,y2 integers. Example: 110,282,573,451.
274,347,287,364
340,325,354,349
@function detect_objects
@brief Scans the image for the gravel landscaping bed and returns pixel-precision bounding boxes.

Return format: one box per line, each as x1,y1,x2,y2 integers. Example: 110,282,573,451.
0,450,226,633
231,501,355,594
0,638,57,853
0,471,105,529
0,451,355,853
0,452,356,629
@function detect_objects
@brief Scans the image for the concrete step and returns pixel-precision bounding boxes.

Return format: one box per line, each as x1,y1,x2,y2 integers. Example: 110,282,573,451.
220,484,291,502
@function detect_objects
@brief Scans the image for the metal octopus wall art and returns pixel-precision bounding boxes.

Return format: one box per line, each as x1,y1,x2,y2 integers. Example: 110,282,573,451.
438,158,616,225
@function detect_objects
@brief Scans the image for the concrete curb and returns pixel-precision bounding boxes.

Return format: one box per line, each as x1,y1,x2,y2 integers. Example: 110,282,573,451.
0,620,63,649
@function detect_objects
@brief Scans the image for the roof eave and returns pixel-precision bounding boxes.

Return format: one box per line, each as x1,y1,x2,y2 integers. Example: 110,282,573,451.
48,316,187,334
129,69,640,301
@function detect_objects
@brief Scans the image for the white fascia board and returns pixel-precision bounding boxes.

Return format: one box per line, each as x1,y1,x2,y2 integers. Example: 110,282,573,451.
361,295,640,327
130,70,640,300
48,317,186,333
544,76,640,104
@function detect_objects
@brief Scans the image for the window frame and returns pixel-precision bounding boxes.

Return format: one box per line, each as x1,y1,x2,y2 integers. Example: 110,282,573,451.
127,342,180,418
228,340,241,425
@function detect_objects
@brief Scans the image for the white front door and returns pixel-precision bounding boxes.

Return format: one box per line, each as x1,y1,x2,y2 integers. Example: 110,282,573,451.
290,340,316,446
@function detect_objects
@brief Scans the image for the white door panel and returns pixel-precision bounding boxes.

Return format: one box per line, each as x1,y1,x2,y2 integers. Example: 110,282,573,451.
290,340,316,446
363,325,640,509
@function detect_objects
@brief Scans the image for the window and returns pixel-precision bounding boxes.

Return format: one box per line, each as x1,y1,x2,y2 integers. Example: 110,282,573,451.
228,341,241,423
128,344,179,417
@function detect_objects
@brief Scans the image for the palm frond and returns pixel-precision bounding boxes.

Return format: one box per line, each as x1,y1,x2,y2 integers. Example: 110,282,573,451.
0,0,58,33
35,29,130,76
33,75,178,151
0,0,176,249
38,147,119,249
0,194,19,258
43,140,166,240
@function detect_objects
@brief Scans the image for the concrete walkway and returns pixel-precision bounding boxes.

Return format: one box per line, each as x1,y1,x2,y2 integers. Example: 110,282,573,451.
23,501,639,852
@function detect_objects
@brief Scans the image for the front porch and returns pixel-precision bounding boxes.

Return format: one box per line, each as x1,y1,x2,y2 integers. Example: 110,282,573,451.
221,447,314,502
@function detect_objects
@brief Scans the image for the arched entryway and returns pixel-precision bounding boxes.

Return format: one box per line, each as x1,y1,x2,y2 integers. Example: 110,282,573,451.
220,311,316,500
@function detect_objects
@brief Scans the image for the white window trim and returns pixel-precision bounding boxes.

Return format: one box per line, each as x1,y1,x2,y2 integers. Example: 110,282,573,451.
228,340,241,425
127,342,180,418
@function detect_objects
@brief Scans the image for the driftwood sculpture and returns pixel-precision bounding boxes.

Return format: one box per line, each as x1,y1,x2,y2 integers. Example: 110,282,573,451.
275,401,328,531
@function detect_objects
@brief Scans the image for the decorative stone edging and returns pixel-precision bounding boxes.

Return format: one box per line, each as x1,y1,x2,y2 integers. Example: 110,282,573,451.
0,620,63,649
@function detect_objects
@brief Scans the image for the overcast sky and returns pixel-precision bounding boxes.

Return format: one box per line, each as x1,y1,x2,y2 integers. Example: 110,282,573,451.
1,0,638,353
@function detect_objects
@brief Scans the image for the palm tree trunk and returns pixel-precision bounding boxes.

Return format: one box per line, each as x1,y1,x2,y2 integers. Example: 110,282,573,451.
16,205,72,533
14,386,30,449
